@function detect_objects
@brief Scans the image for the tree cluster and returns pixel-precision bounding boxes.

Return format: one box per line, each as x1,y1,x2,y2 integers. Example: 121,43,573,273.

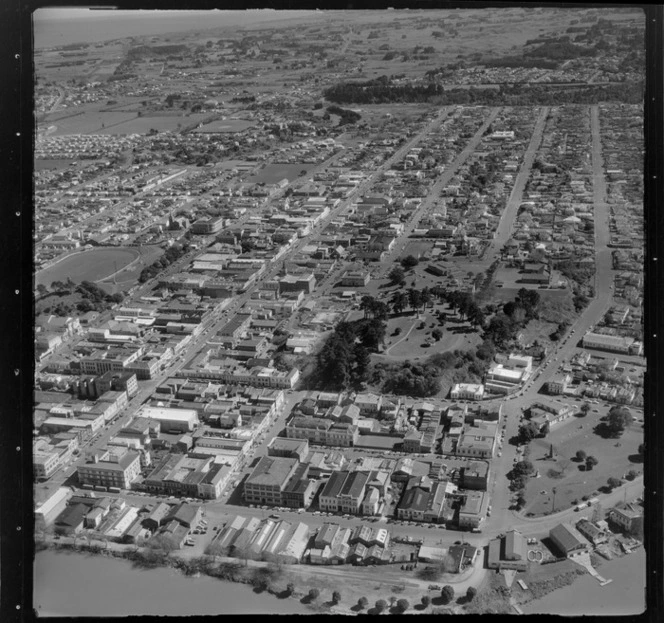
484,289,540,347
315,318,385,389
323,79,642,106
139,243,190,283
325,105,361,126
42,278,124,316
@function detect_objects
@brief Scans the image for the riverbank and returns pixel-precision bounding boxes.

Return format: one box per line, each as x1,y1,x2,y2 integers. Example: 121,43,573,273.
34,539,487,616
34,548,311,616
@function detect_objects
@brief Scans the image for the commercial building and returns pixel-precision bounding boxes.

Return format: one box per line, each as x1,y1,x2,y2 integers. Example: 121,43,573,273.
319,470,370,515
461,461,490,491
191,216,225,235
339,270,370,287
267,437,310,462
243,456,300,506
455,421,497,458
34,445,62,480
546,373,572,395
450,383,485,401
143,453,230,500
77,449,141,490
136,406,199,433
35,487,71,528
458,491,489,530
487,529,528,571
582,332,643,356
285,416,358,447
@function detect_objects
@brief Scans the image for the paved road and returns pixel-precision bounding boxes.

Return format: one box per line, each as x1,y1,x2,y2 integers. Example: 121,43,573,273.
481,107,549,267
483,104,643,538
376,108,502,276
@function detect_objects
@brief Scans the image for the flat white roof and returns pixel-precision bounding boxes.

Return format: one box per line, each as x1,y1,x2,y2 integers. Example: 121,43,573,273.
138,406,199,422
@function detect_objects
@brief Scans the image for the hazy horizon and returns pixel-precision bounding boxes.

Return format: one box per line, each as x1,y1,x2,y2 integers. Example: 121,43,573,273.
34,8,322,49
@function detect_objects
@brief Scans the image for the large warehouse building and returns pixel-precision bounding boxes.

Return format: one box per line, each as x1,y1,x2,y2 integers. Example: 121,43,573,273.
136,406,199,433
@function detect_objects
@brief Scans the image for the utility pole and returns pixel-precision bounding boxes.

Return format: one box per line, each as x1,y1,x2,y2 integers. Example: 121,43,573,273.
552,487,557,513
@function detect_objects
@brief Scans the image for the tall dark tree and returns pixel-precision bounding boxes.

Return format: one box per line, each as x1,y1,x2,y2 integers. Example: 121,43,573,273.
606,406,632,435
408,288,423,313
388,265,406,284
440,585,455,605
390,291,408,315
420,287,433,310
354,345,371,379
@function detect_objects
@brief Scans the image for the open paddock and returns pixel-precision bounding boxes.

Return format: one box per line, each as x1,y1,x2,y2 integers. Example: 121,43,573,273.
46,111,139,136
97,113,210,135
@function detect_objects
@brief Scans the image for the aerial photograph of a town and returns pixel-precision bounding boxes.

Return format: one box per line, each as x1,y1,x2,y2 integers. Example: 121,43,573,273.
31,5,649,617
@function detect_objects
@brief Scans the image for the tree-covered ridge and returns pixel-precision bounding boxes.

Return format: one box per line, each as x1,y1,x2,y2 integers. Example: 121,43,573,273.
323,79,643,106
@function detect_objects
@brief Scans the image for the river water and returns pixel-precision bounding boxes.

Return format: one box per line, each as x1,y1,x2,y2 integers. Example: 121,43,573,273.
34,550,310,616
521,548,646,616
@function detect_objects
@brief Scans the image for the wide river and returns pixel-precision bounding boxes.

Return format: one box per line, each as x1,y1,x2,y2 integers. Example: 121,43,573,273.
34,550,310,616
522,547,647,616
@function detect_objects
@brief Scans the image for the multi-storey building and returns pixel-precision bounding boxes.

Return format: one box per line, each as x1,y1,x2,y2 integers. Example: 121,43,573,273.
77,449,141,490
243,456,300,506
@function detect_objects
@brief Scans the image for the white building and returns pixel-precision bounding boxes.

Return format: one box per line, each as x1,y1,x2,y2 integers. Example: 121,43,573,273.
450,383,485,401
136,406,199,433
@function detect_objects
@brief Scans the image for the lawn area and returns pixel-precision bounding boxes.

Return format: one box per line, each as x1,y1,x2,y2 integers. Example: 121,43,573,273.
48,111,138,136
520,414,644,516
97,244,164,293
380,311,481,360
246,163,316,184
36,247,141,287
193,119,257,133
97,113,210,135
400,240,435,261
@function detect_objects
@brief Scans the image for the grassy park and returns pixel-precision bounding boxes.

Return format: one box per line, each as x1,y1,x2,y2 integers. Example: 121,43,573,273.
519,413,644,516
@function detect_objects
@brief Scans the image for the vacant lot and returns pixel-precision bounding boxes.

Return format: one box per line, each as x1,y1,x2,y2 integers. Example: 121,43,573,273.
521,414,644,516
36,247,140,286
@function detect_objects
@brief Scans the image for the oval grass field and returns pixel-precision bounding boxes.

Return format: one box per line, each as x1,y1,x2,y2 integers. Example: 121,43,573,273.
36,247,140,286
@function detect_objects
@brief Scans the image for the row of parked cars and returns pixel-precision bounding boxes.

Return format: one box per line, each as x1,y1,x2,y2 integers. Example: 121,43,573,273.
185,518,208,546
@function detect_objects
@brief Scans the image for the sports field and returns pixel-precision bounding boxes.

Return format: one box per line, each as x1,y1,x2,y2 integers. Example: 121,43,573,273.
35,247,140,286
247,163,314,184
193,119,257,133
